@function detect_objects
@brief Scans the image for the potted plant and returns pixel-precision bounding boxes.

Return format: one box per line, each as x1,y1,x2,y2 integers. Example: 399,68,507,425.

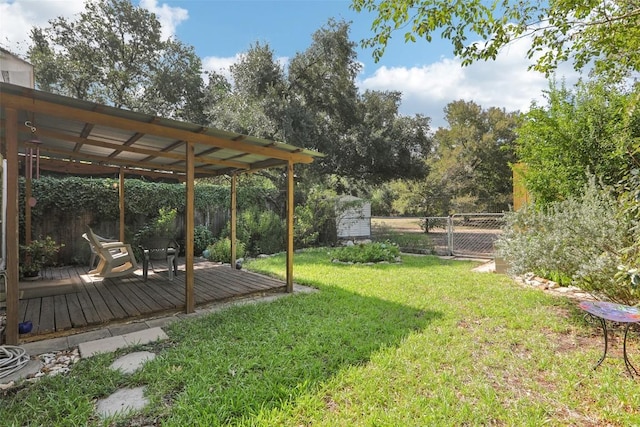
19,236,64,279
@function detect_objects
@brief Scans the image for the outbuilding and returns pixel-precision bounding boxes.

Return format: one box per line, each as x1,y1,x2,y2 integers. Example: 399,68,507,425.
336,195,371,240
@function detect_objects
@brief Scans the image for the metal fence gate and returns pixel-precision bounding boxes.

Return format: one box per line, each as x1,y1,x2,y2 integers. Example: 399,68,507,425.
424,213,505,258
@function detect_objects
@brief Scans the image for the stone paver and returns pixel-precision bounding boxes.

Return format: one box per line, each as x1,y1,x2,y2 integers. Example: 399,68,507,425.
21,336,69,355
122,327,168,346
110,351,156,374
0,359,43,385
95,386,148,418
79,327,168,357
67,329,112,348
78,336,128,358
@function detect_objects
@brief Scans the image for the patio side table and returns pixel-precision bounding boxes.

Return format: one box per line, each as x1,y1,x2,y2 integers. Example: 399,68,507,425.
579,300,640,376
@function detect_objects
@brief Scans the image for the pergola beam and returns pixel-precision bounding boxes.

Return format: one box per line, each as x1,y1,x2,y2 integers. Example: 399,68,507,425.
17,126,250,170
1,93,315,164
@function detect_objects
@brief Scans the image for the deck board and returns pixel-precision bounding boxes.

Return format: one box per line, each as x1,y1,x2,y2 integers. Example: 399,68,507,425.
13,260,288,341
84,281,116,322
39,296,55,334
53,294,72,331
66,293,87,327
93,282,128,320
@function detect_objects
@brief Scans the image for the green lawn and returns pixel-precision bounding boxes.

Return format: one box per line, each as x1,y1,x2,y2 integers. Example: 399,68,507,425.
2,249,639,426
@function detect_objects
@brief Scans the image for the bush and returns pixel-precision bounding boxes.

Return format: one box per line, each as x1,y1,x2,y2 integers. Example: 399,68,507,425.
332,242,400,264
134,207,178,242
495,178,636,303
219,208,286,256
19,236,64,277
194,225,215,256
239,209,285,255
206,238,246,263
294,187,338,248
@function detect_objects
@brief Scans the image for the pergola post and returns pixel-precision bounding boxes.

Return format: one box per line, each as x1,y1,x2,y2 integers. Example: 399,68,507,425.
286,161,294,293
25,165,31,245
185,142,195,313
4,108,20,345
119,168,125,242
230,173,237,269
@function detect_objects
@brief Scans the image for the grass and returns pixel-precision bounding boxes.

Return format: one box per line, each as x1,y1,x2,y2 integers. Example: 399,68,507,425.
2,249,640,425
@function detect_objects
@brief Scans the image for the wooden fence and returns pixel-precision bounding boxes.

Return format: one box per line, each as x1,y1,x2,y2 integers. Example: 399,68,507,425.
30,208,230,266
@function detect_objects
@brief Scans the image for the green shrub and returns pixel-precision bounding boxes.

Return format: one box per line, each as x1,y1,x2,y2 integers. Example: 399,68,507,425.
19,236,64,277
238,208,285,255
495,178,636,303
332,242,401,264
133,207,178,241
294,187,338,248
219,208,286,256
206,238,246,263
194,225,215,256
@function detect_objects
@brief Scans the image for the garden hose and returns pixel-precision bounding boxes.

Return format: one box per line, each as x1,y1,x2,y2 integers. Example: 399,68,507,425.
0,345,29,379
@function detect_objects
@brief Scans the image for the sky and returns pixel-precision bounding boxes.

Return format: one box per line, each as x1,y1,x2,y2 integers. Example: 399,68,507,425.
0,0,581,128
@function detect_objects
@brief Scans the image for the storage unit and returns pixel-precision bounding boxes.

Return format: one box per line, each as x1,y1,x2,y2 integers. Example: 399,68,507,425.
336,196,371,239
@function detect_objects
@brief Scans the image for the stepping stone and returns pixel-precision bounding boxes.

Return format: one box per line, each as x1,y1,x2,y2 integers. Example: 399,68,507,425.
79,327,168,357
0,359,43,386
95,386,148,418
110,351,155,374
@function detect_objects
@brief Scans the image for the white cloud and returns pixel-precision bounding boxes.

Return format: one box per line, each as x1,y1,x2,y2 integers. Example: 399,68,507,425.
202,54,243,82
0,0,85,55
139,0,188,40
0,0,187,55
359,36,581,128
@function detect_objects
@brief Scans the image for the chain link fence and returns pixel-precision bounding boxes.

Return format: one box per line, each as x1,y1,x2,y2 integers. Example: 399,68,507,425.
424,213,505,258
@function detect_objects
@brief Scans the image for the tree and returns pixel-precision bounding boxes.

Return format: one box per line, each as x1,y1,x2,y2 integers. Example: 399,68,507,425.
351,0,640,77
205,43,287,140
287,18,362,161
287,19,432,182
427,100,519,213
516,79,637,205
351,90,431,182
28,0,204,121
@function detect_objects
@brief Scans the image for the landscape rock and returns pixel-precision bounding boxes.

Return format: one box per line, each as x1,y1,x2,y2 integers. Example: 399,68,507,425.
95,386,148,418
110,351,156,375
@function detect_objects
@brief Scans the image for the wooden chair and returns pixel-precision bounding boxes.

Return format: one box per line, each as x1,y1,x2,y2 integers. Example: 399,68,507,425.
86,227,138,278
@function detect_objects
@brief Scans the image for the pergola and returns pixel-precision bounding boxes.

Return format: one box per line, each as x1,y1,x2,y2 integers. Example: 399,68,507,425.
0,82,323,345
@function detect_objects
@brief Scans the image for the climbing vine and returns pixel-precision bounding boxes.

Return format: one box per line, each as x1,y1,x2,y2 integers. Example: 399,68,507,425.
22,176,280,220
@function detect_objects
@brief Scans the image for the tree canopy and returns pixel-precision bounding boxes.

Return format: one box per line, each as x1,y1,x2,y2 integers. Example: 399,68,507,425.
28,0,205,122
204,19,432,184
351,0,640,77
429,100,519,213
516,79,638,205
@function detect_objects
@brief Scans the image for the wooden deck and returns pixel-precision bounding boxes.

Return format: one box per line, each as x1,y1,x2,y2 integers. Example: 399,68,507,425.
13,260,287,340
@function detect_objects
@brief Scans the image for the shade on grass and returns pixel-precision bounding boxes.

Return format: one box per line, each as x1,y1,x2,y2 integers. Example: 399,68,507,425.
2,249,639,426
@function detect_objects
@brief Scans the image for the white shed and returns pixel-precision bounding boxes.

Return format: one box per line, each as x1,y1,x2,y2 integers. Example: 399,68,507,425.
336,196,371,239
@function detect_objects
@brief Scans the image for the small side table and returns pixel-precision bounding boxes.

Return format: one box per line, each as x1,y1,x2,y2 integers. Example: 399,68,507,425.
579,300,640,376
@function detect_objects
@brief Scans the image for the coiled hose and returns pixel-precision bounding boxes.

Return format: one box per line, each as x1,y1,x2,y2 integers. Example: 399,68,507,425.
0,346,29,379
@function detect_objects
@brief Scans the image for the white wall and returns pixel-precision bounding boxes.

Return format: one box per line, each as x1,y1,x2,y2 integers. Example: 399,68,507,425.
0,49,34,88
336,196,371,239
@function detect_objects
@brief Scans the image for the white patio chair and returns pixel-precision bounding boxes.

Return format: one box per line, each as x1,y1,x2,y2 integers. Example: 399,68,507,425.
86,227,138,278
